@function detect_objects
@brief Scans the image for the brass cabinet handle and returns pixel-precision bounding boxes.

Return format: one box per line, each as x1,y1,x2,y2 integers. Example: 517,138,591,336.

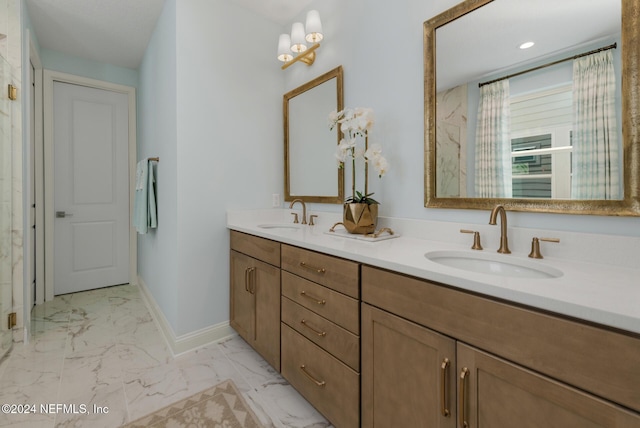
299,261,326,274
441,358,450,417
299,364,326,387
300,291,326,305
300,319,326,337
459,367,470,428
253,270,257,340
245,267,255,294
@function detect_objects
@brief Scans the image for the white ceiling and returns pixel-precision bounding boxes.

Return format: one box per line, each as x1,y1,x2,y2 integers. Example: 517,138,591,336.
25,0,621,81
234,0,312,25
25,0,308,70
436,0,621,91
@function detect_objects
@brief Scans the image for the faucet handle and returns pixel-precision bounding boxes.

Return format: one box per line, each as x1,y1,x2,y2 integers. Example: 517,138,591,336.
460,229,483,250
291,212,299,224
309,215,318,226
528,237,560,259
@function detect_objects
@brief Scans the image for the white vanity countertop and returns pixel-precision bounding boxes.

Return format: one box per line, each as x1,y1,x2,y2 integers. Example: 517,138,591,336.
227,209,640,335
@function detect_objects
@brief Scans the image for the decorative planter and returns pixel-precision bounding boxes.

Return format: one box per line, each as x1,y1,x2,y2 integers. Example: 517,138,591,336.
343,203,378,234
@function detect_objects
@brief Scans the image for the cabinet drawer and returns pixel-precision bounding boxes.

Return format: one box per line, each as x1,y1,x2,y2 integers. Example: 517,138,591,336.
282,297,359,371
282,245,359,298
282,271,359,334
281,324,359,428
230,231,280,267
362,265,640,413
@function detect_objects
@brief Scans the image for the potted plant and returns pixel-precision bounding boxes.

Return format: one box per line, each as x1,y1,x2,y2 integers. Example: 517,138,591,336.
328,107,389,234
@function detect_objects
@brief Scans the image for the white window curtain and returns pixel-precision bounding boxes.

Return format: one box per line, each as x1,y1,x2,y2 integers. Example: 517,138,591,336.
571,50,620,199
475,80,512,198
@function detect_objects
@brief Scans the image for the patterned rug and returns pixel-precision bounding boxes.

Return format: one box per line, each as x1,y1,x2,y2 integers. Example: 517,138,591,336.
125,379,263,427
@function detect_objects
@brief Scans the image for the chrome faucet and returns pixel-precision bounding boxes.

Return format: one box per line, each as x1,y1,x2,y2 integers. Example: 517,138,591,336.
289,199,307,224
489,205,511,254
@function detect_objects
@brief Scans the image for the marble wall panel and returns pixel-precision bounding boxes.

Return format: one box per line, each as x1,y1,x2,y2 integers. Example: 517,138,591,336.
436,84,468,197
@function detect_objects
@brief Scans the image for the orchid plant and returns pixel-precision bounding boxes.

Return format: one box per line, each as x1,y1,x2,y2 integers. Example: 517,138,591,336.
328,107,389,204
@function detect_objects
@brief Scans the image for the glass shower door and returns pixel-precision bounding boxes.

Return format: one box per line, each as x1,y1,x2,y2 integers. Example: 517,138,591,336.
0,53,13,359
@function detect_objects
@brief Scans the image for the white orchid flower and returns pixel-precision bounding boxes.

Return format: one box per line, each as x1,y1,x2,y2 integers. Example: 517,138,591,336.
328,109,340,129
327,106,390,203
365,144,383,160
371,155,389,178
334,138,355,165
334,151,347,167
354,107,375,130
339,138,356,150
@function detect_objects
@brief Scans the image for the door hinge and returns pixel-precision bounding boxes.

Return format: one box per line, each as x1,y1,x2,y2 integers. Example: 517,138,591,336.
8,312,16,329
8,84,17,101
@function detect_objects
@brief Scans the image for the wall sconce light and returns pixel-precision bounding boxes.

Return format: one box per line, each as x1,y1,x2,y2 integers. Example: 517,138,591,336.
277,10,323,70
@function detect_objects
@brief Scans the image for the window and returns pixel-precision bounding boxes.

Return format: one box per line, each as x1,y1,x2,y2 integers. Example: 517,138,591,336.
510,85,572,198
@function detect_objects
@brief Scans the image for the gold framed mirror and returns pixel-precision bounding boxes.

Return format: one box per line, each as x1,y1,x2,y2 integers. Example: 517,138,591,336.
284,66,344,203
424,0,640,215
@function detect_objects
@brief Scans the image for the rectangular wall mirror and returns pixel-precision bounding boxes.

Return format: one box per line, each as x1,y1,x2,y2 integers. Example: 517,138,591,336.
284,66,344,203
424,0,640,215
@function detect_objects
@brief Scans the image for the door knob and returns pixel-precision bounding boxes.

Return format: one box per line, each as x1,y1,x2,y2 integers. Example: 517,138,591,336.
55,211,73,218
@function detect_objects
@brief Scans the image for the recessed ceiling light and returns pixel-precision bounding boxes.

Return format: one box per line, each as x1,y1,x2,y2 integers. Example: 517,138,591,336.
519,41,535,50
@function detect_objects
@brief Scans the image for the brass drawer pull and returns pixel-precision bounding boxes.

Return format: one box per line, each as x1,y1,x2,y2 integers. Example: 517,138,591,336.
300,291,326,305
299,261,326,274
441,358,450,417
244,267,255,294
459,367,469,428
301,319,327,337
300,364,326,387
244,267,255,293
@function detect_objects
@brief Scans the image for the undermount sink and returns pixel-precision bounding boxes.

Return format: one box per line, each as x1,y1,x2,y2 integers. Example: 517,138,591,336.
425,250,563,279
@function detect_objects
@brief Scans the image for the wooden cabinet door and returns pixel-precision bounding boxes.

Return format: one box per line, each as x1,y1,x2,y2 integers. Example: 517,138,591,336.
361,304,456,428
253,257,281,371
230,250,254,343
457,343,640,428
230,250,281,371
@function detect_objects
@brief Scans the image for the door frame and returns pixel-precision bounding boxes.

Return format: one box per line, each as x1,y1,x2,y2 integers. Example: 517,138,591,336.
23,30,43,343
42,70,137,301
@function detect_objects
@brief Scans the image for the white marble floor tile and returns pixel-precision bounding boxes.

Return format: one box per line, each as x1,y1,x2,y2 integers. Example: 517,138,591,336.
0,284,330,427
218,335,282,389
58,344,124,402
55,383,128,428
122,360,190,421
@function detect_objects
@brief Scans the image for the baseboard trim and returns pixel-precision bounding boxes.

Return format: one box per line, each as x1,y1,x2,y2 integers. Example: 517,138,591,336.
137,276,235,357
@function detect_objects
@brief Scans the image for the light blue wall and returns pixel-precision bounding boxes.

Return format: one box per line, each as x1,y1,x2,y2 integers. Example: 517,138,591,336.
173,0,283,336
137,0,179,331
41,49,138,88
137,0,283,336
134,0,638,339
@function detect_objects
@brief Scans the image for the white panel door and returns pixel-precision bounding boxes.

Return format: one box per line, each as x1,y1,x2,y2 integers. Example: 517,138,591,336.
53,82,129,295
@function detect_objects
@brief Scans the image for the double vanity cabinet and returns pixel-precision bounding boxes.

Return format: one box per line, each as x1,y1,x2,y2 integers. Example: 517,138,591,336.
229,230,640,427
